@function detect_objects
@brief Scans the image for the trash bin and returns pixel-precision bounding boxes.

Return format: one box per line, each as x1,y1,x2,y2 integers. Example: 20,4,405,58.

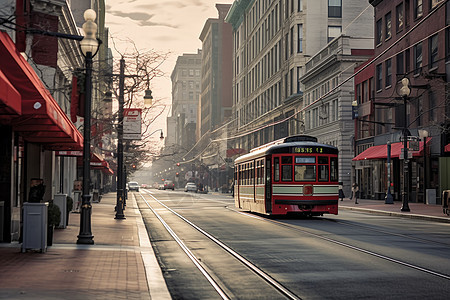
443,190,450,216
22,202,48,253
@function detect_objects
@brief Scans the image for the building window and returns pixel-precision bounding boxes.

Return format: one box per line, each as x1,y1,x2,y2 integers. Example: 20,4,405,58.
297,66,302,93
413,42,422,75
414,0,423,19
396,3,404,32
297,24,303,53
385,12,392,40
290,26,294,55
328,26,341,42
429,34,438,69
328,0,342,18
285,33,289,60
385,59,392,87
405,48,410,73
429,90,437,121
431,0,444,9
376,18,382,45
298,0,302,12
397,52,404,75
376,63,382,91
290,68,294,95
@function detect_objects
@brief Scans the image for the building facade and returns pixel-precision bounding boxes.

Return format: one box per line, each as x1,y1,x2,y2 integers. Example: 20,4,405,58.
353,0,450,203
225,0,374,154
302,35,374,197
169,50,202,150
0,0,110,242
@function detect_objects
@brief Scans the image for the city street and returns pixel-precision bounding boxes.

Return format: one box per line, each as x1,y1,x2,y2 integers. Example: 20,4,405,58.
138,189,450,299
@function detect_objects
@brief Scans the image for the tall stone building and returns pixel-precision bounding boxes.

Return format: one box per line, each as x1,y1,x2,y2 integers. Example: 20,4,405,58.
199,4,233,138
168,50,202,150
225,0,374,153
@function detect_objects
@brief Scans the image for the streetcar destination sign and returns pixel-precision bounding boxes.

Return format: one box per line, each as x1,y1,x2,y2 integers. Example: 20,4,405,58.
294,147,324,154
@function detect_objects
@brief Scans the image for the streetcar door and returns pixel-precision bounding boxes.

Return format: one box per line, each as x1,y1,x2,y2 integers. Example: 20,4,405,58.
265,157,272,213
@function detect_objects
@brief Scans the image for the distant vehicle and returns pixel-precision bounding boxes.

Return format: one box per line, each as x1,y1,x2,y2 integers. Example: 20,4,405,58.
164,180,175,190
185,182,197,192
141,183,148,188
158,183,164,190
152,182,160,189
128,181,140,192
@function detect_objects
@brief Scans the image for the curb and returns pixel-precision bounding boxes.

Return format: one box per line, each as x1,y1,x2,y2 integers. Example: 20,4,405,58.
340,206,450,223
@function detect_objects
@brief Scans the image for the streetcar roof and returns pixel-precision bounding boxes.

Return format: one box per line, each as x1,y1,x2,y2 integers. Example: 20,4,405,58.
234,141,338,165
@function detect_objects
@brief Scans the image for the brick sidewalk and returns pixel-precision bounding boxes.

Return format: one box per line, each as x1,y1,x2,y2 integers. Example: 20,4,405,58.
0,193,170,300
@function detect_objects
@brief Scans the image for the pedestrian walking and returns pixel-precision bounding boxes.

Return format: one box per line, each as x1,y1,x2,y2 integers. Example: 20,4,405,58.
352,183,359,204
338,182,345,201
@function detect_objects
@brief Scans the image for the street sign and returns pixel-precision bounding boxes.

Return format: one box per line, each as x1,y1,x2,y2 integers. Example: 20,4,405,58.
123,108,142,140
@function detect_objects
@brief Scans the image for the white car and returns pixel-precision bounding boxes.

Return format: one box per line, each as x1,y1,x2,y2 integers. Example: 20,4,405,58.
128,181,139,192
184,182,197,192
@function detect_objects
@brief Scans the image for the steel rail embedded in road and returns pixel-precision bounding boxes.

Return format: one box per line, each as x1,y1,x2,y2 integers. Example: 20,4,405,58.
229,208,450,281
138,193,230,300
139,191,302,300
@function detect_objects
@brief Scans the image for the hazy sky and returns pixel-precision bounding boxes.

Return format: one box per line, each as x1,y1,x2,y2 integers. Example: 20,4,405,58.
105,0,235,136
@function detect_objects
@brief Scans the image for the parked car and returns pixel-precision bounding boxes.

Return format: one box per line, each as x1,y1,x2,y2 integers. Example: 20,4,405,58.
128,181,139,192
141,183,148,188
185,182,197,192
158,183,165,190
164,180,175,190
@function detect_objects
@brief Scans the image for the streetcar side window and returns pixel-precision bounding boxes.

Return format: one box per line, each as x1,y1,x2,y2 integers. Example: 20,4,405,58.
274,157,280,181
281,156,293,182
330,157,338,182
318,156,329,182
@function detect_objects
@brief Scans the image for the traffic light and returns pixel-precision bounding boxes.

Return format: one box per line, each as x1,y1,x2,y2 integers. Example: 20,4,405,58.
132,164,136,169
176,172,179,177
176,163,180,167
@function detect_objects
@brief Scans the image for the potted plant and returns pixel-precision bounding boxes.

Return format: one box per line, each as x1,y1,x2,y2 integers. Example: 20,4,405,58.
47,201,61,246
66,196,73,226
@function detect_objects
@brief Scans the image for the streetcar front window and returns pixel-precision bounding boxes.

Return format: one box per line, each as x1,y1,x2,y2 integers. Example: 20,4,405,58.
294,165,316,181
318,156,329,182
318,165,329,182
282,165,292,181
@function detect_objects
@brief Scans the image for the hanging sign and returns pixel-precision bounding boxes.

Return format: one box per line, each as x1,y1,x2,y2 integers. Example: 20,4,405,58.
123,108,142,140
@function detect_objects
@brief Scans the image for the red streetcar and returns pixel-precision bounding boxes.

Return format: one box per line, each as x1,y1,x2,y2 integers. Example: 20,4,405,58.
234,135,339,216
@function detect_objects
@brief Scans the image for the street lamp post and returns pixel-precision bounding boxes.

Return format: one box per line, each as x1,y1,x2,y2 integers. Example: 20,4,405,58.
115,58,126,219
399,78,411,212
77,9,100,244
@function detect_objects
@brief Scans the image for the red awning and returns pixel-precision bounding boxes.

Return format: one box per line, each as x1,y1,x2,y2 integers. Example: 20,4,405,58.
101,167,114,175
445,144,450,152
0,31,82,150
0,69,21,117
353,141,427,161
77,152,110,169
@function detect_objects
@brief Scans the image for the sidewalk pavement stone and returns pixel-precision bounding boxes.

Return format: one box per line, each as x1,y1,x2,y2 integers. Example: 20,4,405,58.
0,193,170,300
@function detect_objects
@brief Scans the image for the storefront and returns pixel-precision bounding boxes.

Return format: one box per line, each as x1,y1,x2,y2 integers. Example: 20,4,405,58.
0,32,82,242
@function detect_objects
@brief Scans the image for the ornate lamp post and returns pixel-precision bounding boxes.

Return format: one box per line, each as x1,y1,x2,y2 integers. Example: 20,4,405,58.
77,9,100,244
399,78,411,212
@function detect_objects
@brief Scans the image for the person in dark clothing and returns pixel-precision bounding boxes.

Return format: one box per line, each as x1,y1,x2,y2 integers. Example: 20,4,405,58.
338,182,345,201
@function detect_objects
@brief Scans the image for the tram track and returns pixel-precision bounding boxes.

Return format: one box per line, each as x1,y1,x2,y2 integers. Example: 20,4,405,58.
138,191,302,300
228,208,450,281
325,218,450,247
